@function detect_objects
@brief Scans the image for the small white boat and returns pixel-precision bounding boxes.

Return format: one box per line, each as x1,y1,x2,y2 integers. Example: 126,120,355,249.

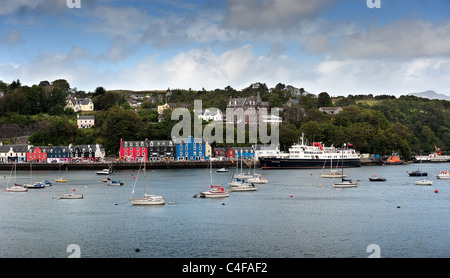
333,179,358,188
130,194,165,205
107,180,123,186
199,160,229,198
321,171,347,178
217,168,228,172
436,171,450,179
6,184,28,192
247,174,268,184
59,193,83,199
231,182,257,192
5,164,28,192
130,160,165,206
96,168,112,175
199,185,230,198
332,145,357,188
414,179,433,185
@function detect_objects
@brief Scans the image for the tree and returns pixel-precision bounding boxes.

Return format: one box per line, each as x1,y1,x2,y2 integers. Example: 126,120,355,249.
51,79,70,92
317,92,333,107
100,106,144,154
300,121,324,142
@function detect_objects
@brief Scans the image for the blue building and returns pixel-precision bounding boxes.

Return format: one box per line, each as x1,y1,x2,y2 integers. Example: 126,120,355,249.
47,146,69,163
173,136,210,161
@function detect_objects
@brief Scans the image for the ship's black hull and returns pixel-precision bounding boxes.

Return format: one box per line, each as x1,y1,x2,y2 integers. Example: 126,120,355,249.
259,158,361,169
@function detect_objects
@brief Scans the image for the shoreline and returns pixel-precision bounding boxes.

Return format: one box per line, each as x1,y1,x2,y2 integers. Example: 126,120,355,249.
0,161,235,171
0,158,425,171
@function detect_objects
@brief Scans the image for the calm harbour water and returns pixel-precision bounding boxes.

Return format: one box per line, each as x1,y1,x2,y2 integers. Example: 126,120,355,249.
0,163,449,258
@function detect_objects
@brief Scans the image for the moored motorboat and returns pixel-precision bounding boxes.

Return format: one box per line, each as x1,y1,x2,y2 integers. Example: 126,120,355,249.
96,168,112,175
409,170,427,177
436,171,450,179
107,180,123,186
59,193,83,199
414,179,433,185
369,177,387,182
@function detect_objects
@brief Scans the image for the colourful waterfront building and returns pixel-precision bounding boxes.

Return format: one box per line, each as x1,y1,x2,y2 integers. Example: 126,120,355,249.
173,136,211,161
27,146,48,163
119,139,149,162
46,146,69,163
68,144,105,163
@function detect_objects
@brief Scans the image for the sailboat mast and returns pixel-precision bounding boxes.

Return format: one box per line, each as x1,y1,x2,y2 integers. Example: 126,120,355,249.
210,159,213,185
143,156,146,195
341,143,345,182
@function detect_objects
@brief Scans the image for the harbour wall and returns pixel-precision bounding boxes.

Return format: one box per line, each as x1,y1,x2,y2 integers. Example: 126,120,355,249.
0,161,235,171
0,158,385,171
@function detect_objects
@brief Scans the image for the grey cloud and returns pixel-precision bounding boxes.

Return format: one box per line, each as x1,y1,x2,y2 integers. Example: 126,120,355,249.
0,29,25,45
223,0,336,30
333,20,450,59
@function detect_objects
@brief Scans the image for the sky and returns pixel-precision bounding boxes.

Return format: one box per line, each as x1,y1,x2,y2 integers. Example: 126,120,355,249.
0,0,449,97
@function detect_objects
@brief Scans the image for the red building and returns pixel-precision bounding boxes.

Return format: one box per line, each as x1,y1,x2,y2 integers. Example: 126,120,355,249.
119,139,149,162
27,146,48,163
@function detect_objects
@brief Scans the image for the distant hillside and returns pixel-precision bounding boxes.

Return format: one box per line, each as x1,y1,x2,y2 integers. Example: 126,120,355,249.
408,90,450,101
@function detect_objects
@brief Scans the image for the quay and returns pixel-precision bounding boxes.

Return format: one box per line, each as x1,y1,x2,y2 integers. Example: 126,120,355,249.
0,158,384,171
0,160,235,171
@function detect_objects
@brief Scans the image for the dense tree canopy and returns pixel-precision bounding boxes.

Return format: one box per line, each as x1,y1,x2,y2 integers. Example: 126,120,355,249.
1,79,449,157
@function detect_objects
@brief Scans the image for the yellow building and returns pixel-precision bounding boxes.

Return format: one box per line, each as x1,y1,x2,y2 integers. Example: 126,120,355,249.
157,103,170,114
65,97,94,112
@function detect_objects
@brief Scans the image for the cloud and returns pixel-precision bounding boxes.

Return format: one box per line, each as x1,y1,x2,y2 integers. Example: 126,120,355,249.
332,20,450,59
98,35,136,63
0,29,25,45
0,0,97,15
312,57,450,95
223,0,336,30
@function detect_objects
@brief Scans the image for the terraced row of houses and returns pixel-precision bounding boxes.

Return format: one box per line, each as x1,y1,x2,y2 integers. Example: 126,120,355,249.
119,137,256,162
0,143,105,163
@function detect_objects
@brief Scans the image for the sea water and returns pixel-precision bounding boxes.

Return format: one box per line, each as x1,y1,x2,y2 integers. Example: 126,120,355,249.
0,163,449,258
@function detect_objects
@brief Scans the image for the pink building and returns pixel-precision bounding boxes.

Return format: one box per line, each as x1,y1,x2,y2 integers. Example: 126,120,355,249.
77,115,95,129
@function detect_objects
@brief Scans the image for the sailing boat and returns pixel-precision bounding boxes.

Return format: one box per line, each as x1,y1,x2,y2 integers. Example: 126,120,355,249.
199,160,229,198
413,157,432,185
5,163,28,192
56,165,68,182
24,163,45,189
246,159,268,184
229,153,259,190
333,144,357,188
130,159,165,205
